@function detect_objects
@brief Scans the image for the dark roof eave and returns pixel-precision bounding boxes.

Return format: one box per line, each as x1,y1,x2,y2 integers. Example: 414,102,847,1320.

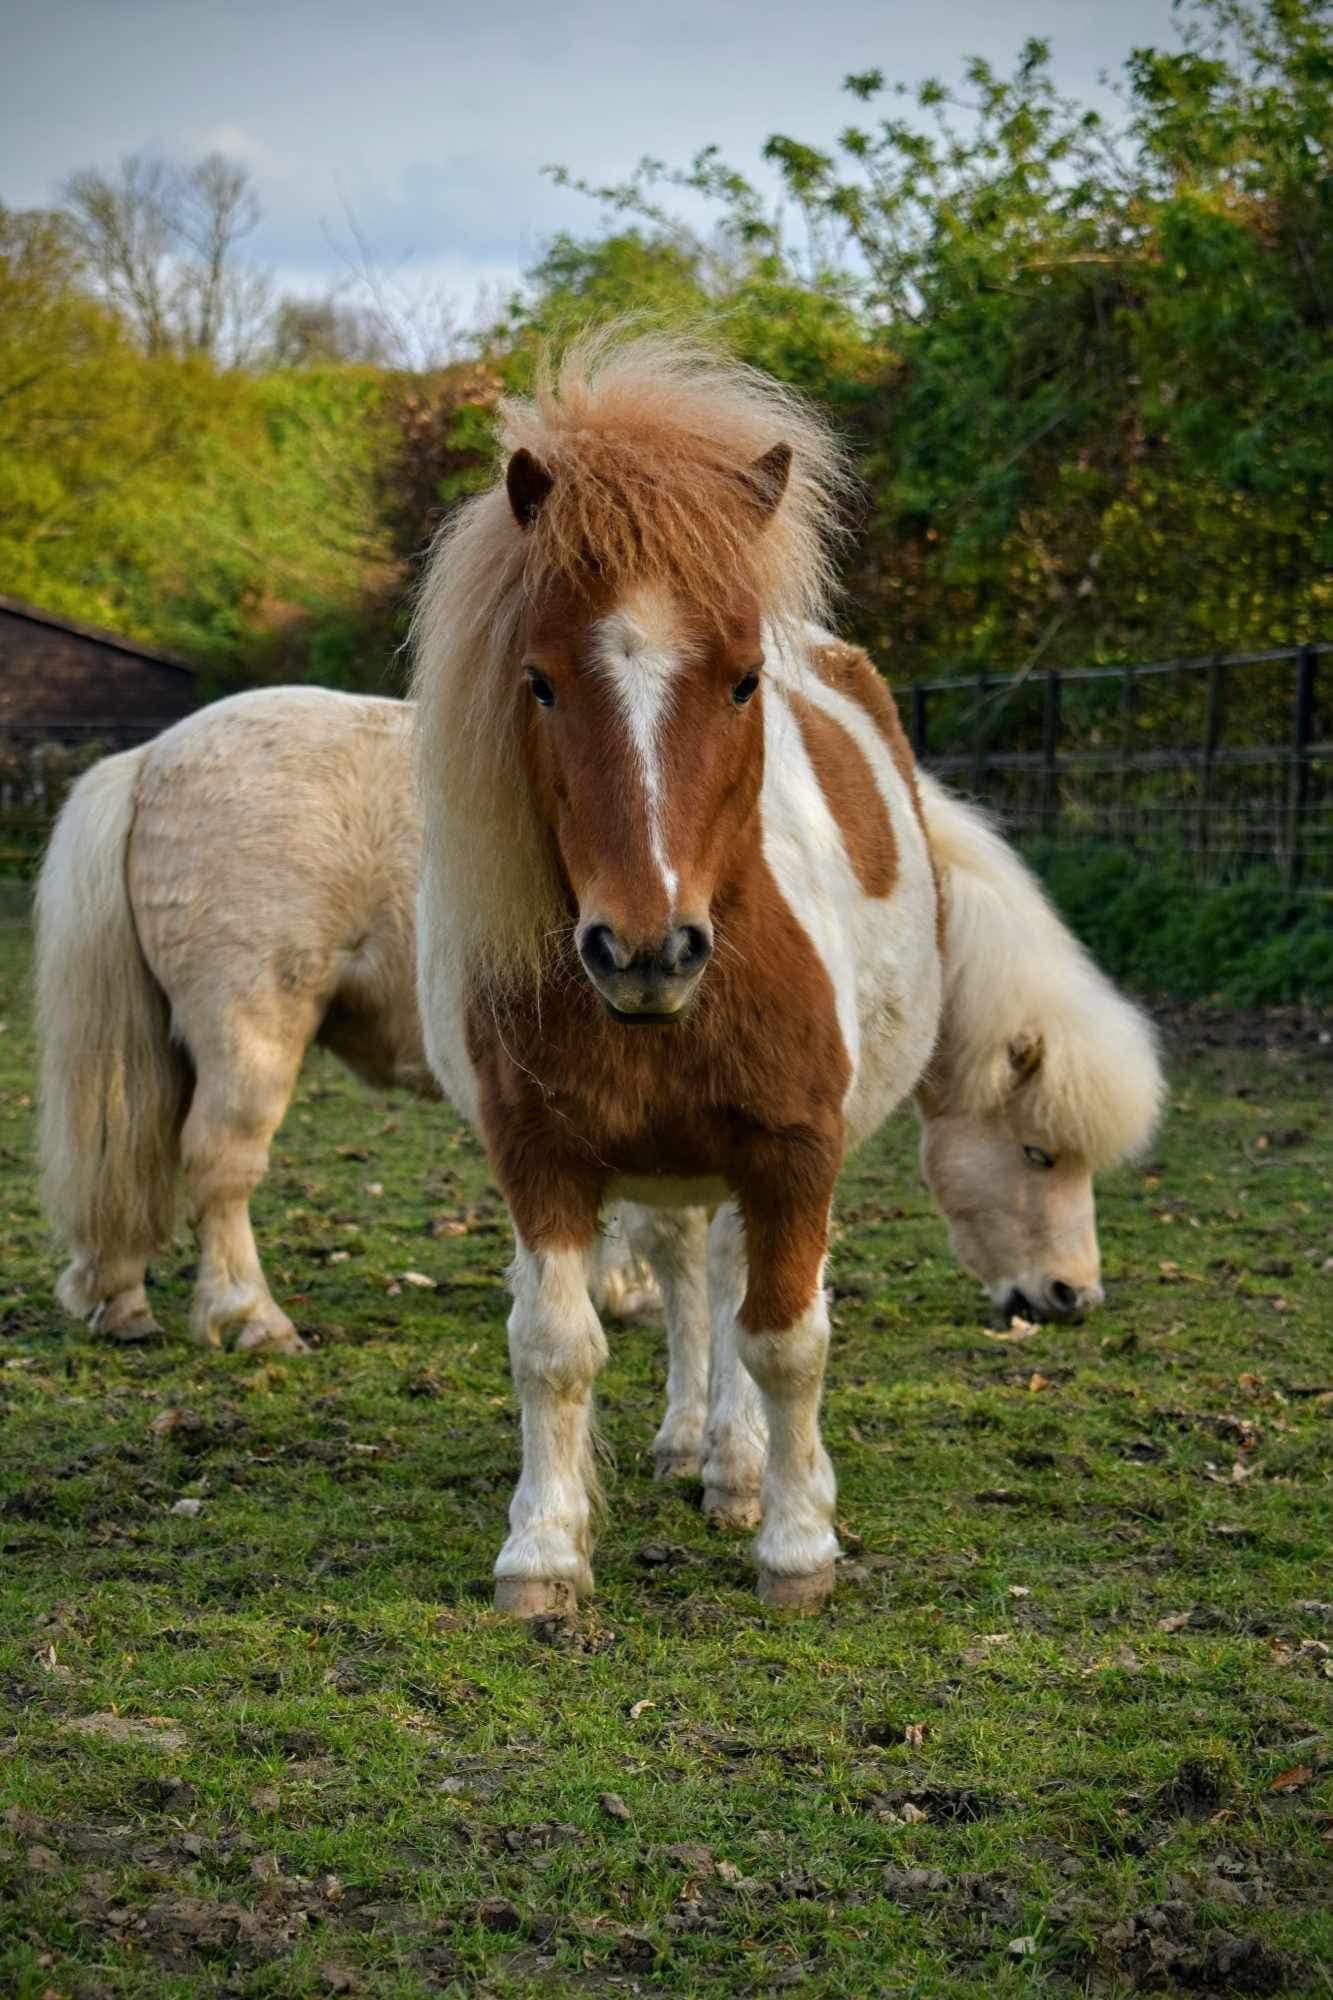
0,594,198,678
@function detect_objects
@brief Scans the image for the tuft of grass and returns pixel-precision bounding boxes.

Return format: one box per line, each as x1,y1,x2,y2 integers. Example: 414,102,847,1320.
1,923,1329,1998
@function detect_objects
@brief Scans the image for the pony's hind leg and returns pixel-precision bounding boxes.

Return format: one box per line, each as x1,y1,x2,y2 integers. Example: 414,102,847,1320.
614,1204,711,1479
57,1249,160,1343
179,1023,310,1356
494,1239,608,1616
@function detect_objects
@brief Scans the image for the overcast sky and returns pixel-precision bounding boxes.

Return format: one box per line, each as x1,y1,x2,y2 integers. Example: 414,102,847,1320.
4,0,1180,317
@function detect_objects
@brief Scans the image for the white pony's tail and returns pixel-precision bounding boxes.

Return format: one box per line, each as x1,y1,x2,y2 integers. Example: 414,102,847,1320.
35,746,187,1314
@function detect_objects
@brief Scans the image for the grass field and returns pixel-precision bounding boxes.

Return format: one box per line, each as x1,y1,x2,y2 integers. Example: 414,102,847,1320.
1,923,1329,1999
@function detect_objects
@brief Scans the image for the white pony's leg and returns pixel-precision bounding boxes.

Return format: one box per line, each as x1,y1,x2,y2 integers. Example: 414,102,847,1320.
589,1206,661,1323
180,1029,308,1356
616,1204,711,1479
495,1242,608,1616
57,1251,159,1343
700,1205,767,1528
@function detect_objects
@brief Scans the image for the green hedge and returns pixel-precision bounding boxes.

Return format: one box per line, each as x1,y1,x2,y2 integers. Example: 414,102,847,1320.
1027,842,1333,1005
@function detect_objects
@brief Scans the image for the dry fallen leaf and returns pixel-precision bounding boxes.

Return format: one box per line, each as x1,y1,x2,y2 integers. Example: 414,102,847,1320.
1008,1585,1031,1599
628,1699,656,1720
599,1791,632,1823
399,1271,435,1290
904,1722,927,1747
899,1801,928,1824
1157,1611,1193,1633
1028,1372,1051,1393
982,1318,1038,1342
1268,1764,1314,1793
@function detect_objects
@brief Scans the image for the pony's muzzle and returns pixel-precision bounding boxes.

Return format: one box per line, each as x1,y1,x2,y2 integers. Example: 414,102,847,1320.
1001,1278,1105,1323
578,920,712,1023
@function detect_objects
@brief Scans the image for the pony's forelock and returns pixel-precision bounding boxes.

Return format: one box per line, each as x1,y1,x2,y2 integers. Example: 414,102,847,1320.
410,327,851,991
919,773,1164,1168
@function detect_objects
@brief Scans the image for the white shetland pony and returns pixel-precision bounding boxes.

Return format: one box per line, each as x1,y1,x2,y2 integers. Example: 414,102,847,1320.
36,686,1159,1374
410,331,1163,1613
36,689,429,1354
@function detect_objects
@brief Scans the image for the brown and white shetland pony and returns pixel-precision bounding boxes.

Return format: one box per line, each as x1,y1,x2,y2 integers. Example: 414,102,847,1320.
409,332,1162,1615
34,682,1156,1374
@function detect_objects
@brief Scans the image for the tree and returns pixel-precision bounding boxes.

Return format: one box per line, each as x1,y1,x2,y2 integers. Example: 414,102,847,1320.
61,152,271,364
535,0,1332,674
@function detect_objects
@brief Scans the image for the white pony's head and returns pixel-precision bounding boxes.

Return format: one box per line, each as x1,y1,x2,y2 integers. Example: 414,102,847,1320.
916,775,1164,1321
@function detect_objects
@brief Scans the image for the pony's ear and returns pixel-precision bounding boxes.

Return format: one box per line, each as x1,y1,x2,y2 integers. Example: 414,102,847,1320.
739,442,793,526
507,448,554,529
1007,1030,1044,1087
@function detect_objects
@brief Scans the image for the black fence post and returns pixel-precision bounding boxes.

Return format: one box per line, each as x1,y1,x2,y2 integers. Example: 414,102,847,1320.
1285,645,1317,889
1198,658,1226,869
1114,663,1137,847
972,671,989,795
1039,670,1061,838
911,683,929,760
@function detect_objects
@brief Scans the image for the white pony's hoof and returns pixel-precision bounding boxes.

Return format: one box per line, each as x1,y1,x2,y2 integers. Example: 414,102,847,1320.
654,1450,702,1481
234,1321,309,1356
702,1485,762,1530
91,1301,161,1344
757,1563,835,1612
494,1576,582,1618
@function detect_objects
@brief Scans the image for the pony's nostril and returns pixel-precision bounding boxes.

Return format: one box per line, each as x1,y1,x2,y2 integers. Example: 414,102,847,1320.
664,924,712,976
579,924,623,979
1048,1280,1078,1315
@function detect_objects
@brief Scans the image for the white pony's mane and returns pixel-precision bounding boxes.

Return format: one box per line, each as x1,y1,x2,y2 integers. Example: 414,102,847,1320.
410,327,850,990
918,771,1164,1167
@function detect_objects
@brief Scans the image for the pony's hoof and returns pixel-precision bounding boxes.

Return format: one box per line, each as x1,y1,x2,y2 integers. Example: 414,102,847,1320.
703,1485,761,1530
654,1450,702,1481
100,1308,162,1344
494,1576,581,1619
234,1321,308,1356
757,1563,835,1612
89,1296,161,1343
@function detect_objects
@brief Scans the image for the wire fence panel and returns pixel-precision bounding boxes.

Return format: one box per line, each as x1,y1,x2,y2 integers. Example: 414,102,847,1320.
910,645,1330,892
1,647,1329,902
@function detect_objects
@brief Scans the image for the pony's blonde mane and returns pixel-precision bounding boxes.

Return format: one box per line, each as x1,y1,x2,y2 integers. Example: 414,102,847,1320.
411,328,850,988
918,772,1164,1168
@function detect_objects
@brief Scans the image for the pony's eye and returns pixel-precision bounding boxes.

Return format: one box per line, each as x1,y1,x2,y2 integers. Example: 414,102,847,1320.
526,669,556,708
1023,1145,1056,1170
732,670,761,706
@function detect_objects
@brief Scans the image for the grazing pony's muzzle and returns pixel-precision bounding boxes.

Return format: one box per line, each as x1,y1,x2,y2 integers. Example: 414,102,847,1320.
999,1278,1105,1324
578,921,713,1023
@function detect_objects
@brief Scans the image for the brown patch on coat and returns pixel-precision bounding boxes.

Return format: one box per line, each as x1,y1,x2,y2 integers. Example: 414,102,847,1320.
789,692,896,898
811,642,944,954
468,836,846,1324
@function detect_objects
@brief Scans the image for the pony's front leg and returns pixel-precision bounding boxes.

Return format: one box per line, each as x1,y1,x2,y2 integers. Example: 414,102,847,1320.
495,1239,608,1617
701,1204,767,1526
734,1169,840,1611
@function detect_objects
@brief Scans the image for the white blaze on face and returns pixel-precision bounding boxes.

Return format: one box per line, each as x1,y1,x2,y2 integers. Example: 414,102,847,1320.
593,589,683,906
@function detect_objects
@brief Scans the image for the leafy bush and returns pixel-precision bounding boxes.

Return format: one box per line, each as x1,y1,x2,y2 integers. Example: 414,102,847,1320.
1028,841,1333,1002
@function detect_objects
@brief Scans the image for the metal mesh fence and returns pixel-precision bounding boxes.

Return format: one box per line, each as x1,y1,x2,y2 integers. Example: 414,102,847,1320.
1,647,1329,910
910,644,1330,892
